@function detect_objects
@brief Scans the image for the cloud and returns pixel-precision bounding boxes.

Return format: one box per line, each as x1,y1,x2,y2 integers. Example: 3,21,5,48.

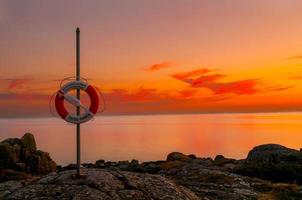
206,79,260,95
1,78,33,89
198,94,234,102
288,55,302,60
146,62,172,71
171,69,259,95
289,75,302,80
171,68,214,80
184,74,226,87
178,89,198,98
0,92,49,101
0,83,297,118
106,88,161,102
263,85,295,92
171,68,293,95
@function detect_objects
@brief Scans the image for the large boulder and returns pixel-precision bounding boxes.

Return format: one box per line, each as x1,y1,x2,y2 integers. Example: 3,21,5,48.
4,169,199,200
0,143,18,169
1,138,21,146
235,144,302,183
20,133,36,152
28,150,57,174
0,133,56,178
20,133,36,161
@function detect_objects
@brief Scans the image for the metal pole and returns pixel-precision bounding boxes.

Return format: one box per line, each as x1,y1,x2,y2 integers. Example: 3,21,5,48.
76,27,81,176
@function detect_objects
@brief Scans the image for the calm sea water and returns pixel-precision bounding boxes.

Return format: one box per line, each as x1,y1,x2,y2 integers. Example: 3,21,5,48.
1,113,302,165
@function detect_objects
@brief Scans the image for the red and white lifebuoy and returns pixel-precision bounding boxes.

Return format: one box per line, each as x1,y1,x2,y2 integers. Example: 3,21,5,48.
55,81,99,124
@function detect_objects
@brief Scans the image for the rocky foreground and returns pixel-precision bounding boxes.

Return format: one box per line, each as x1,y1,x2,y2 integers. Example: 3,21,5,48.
1,134,302,199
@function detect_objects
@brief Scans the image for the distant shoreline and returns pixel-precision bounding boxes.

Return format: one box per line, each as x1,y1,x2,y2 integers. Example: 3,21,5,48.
1,110,302,119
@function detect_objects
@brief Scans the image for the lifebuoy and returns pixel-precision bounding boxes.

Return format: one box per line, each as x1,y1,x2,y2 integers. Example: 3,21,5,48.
55,81,99,124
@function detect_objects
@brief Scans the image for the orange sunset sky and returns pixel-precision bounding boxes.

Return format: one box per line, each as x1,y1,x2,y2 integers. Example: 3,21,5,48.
1,0,302,117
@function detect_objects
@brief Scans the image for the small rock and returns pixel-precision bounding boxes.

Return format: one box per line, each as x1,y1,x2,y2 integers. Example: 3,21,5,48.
62,164,76,170
95,159,105,168
104,161,117,167
128,159,141,172
214,155,236,166
141,162,163,174
167,152,192,162
82,163,95,168
117,160,130,170
188,154,197,159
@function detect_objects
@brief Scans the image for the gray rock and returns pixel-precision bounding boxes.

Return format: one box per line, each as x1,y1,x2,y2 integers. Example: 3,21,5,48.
1,138,21,146
95,159,105,168
127,160,141,172
162,159,302,200
167,152,192,162
82,163,95,168
141,161,163,174
235,144,302,183
61,163,77,171
214,155,236,167
20,133,36,153
0,143,18,169
28,150,57,174
20,133,36,161
5,169,199,200
0,169,31,182
0,133,56,176
188,154,197,159
117,161,130,170
0,180,24,199
104,161,118,168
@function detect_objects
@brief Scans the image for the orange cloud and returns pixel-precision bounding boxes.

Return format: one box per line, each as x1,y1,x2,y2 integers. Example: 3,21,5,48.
0,70,296,118
289,75,302,80
172,69,259,95
171,68,293,95
0,92,49,101
171,68,215,80
288,55,302,60
186,74,226,87
178,89,198,98
146,62,172,71
108,88,159,102
263,85,295,92
207,79,259,95
1,78,33,89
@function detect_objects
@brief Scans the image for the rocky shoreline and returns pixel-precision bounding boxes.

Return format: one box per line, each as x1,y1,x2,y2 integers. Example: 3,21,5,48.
1,133,302,199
